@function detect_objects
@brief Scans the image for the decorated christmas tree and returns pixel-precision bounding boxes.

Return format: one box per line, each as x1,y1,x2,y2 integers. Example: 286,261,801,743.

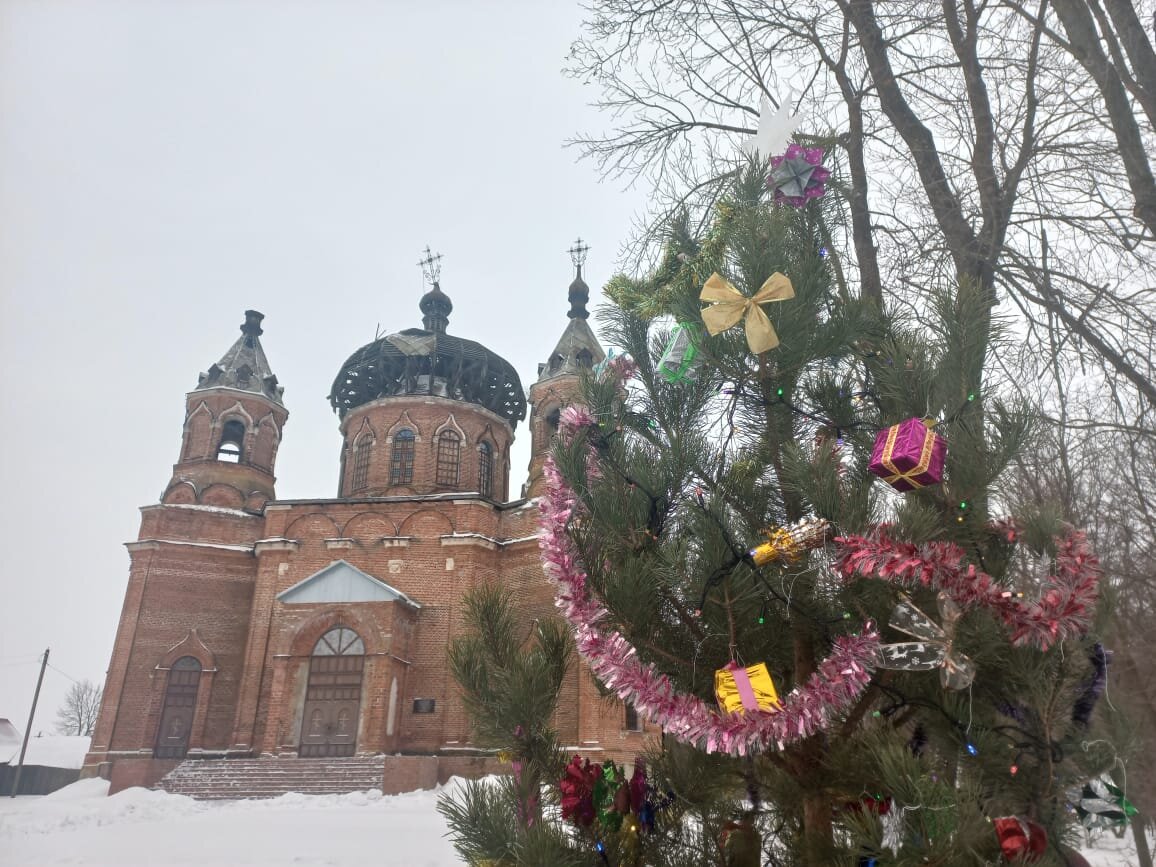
439,141,1129,865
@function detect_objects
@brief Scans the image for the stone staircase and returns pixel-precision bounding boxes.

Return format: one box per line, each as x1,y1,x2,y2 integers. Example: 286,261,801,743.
156,756,387,800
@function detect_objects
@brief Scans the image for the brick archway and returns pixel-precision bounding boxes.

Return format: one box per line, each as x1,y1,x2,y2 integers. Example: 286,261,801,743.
264,608,386,756
147,630,217,756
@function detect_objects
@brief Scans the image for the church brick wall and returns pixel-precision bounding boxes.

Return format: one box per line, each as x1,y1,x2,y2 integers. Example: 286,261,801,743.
93,544,255,758
337,397,514,501
108,758,182,795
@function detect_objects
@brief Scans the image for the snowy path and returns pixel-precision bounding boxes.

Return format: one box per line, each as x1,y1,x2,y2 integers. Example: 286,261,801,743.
0,778,1144,866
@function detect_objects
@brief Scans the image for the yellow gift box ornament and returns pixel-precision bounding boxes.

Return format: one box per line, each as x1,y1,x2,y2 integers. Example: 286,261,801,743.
715,661,782,715
700,271,794,354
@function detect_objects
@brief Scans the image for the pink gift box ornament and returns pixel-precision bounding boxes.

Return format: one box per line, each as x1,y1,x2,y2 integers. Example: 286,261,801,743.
868,418,946,492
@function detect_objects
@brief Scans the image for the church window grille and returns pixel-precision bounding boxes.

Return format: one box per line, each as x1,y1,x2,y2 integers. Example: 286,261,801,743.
390,429,415,485
478,441,493,499
436,430,460,486
351,434,373,493
216,419,246,463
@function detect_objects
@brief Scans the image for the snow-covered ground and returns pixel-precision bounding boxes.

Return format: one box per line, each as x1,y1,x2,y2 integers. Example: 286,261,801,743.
0,778,1145,867
0,778,461,866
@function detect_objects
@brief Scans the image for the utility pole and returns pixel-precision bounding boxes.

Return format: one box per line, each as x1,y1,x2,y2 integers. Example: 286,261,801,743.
10,648,49,798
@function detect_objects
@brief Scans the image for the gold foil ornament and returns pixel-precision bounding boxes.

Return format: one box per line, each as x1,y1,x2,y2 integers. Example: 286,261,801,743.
750,517,829,566
700,271,795,354
876,592,976,690
715,661,782,715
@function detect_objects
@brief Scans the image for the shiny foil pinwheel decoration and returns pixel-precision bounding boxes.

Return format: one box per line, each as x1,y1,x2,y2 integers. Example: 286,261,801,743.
768,144,830,206
875,592,976,690
700,271,795,354
1071,773,1138,836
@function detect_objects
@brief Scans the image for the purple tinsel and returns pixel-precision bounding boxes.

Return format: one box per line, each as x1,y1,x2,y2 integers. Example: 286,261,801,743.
1071,643,1111,727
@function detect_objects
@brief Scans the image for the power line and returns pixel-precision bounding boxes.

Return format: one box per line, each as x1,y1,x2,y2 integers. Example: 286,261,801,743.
46,663,84,685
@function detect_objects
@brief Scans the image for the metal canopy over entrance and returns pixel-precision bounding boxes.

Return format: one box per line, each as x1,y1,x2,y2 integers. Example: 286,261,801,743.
299,627,365,758
155,656,202,759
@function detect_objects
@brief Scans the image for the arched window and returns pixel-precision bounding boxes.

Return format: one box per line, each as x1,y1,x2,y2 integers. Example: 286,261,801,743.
313,626,365,656
478,441,493,499
576,348,593,368
436,430,461,486
351,433,373,493
217,419,246,463
624,702,642,732
545,407,561,439
390,429,415,485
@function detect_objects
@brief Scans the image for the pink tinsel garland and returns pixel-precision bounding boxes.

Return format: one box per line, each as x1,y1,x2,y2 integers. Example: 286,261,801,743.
539,407,879,756
833,530,1100,649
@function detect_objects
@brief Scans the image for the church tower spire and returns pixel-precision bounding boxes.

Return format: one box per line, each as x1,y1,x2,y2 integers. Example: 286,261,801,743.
523,240,606,498
163,310,289,512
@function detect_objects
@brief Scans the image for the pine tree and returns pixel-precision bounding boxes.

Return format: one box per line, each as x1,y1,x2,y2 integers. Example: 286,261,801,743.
439,166,1119,866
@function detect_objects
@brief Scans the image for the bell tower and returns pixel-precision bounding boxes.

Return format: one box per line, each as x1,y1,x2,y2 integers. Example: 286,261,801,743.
523,239,606,498
163,310,289,513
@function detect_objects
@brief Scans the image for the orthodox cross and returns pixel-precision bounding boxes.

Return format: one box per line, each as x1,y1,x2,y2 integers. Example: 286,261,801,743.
567,238,590,269
418,246,443,284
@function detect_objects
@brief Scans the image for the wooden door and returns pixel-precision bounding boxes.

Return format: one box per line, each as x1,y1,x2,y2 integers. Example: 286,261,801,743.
299,627,365,758
155,656,201,758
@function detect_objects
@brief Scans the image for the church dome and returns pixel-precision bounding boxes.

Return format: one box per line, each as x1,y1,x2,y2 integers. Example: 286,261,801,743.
328,283,527,427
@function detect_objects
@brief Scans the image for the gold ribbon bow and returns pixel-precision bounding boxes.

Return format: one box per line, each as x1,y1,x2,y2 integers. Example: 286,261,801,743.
700,272,795,354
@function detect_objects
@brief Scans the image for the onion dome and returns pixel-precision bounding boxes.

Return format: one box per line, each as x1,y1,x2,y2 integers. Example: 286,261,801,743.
329,284,527,427
568,266,590,319
195,310,284,404
419,283,453,334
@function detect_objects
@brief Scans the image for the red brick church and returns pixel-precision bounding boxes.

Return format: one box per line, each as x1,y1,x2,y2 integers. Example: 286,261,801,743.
83,249,652,795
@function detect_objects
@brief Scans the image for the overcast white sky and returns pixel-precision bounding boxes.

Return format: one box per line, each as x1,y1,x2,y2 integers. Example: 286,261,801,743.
0,1,649,734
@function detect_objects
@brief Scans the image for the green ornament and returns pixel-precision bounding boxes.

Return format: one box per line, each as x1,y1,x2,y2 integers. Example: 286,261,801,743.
594,760,625,831
658,323,701,384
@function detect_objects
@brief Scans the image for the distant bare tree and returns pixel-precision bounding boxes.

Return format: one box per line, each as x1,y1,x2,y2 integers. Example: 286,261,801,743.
568,0,1156,420
54,680,102,737
1007,415,1156,865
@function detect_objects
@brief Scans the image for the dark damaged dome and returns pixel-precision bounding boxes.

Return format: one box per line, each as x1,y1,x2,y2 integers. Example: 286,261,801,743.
328,283,527,427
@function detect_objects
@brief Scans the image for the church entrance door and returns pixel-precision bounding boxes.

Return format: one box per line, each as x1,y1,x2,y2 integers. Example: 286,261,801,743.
155,656,201,758
299,626,365,758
